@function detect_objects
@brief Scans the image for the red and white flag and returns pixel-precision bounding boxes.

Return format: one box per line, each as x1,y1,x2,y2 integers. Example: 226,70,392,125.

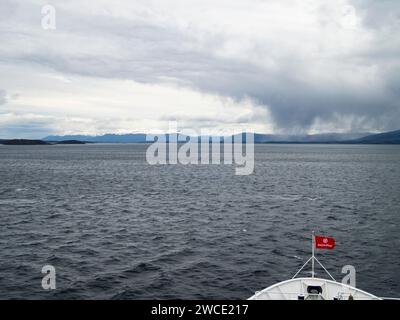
315,235,335,249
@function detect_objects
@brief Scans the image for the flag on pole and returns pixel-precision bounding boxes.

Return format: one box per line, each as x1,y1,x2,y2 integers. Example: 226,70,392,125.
315,235,335,249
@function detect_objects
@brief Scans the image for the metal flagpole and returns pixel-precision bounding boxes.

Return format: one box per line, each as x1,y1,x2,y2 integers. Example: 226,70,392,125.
292,256,313,279
311,231,315,278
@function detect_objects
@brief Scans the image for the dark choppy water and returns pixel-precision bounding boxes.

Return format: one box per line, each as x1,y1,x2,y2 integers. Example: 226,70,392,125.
0,144,400,299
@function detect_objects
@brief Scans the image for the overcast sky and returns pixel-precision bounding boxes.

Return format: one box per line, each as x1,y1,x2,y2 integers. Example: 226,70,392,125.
0,0,399,138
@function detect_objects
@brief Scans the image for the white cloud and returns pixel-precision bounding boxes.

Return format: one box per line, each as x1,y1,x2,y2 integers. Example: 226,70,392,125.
0,63,272,137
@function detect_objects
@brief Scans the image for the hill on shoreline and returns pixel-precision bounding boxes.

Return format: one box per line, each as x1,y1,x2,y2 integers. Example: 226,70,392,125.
350,129,400,144
0,139,88,145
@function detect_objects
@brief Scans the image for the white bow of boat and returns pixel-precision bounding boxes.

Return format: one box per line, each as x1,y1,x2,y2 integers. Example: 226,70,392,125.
248,232,399,300
248,277,381,300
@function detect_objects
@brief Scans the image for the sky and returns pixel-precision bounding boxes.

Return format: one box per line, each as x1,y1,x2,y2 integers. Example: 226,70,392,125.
0,0,399,138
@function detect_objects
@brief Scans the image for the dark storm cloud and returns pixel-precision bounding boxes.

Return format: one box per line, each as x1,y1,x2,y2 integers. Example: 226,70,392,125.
1,0,400,132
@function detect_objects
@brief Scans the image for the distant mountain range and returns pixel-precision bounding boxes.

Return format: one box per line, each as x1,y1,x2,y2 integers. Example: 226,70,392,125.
350,129,400,144
43,132,373,143
251,132,371,143
2,130,399,145
44,133,147,143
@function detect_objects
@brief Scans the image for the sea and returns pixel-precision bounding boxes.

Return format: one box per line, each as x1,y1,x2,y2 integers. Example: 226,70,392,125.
0,143,399,299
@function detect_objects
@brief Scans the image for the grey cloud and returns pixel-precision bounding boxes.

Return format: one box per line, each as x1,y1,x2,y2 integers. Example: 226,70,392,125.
1,0,400,133
0,122,53,139
0,113,56,139
0,90,7,105
351,0,400,30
